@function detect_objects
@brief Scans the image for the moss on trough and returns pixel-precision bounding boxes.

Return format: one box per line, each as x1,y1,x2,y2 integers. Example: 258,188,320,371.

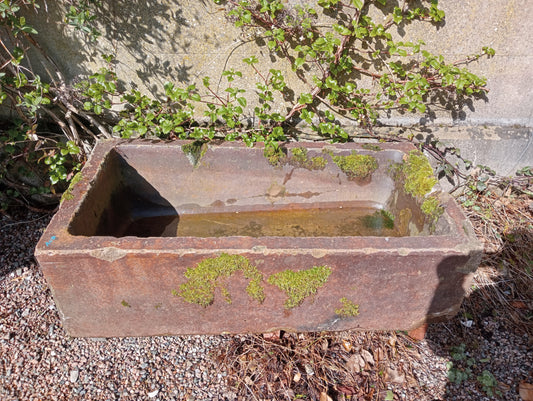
361,143,382,151
421,194,444,227
335,297,360,317
391,150,444,228
290,147,328,170
176,253,265,307
332,152,378,180
60,171,83,202
402,150,438,198
181,141,208,168
361,209,395,230
267,265,332,309
264,144,286,166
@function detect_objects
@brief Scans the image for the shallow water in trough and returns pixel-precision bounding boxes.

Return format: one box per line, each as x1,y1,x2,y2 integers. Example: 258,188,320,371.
122,205,400,238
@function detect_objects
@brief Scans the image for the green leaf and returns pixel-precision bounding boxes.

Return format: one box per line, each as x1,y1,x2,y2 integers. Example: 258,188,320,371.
482,46,495,56
333,24,352,36
237,97,247,107
294,57,305,69
243,56,258,65
352,0,363,10
298,93,313,105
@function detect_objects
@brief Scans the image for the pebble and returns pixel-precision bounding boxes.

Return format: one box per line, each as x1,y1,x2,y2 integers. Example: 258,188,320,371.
69,369,79,383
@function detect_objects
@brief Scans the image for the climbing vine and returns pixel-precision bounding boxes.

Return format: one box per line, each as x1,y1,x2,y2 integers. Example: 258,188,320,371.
1,0,527,212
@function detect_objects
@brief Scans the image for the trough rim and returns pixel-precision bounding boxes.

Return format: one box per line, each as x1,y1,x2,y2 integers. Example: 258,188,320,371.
35,139,481,257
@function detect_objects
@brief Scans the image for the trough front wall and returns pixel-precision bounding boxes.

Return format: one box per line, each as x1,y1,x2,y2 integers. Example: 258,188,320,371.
37,248,476,337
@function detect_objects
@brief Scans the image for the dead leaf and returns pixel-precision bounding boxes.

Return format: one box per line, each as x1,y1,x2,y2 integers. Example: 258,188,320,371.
345,354,365,372
361,349,375,365
511,301,527,309
337,385,356,396
375,347,385,362
320,391,333,401
385,367,405,384
293,372,301,383
408,324,428,340
519,382,533,401
342,339,353,352
263,331,281,341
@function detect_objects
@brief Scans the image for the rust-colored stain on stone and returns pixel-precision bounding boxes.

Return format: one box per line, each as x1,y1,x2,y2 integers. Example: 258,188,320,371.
35,140,482,337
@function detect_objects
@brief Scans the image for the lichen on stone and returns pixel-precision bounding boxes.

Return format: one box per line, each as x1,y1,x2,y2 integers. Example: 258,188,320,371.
176,253,265,307
267,265,331,309
335,297,359,317
332,152,378,180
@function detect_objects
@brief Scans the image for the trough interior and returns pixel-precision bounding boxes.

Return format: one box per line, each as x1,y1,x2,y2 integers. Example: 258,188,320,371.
68,144,442,238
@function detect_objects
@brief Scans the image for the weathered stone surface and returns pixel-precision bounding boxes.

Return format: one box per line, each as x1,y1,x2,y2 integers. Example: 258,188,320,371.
35,140,482,337
23,0,533,126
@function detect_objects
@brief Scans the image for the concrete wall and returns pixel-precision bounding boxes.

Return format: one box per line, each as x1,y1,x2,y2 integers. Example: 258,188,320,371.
24,0,533,173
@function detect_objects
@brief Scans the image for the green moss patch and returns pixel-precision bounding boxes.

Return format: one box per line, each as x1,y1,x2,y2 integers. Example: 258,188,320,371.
335,297,359,317
402,150,438,198
181,141,208,168
264,144,287,166
289,147,328,170
361,143,382,151
332,152,378,180
361,209,395,230
421,194,444,227
177,253,265,307
60,171,83,202
389,150,444,231
267,265,331,309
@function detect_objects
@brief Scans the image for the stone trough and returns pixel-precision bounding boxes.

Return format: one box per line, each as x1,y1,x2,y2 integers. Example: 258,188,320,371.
35,139,482,337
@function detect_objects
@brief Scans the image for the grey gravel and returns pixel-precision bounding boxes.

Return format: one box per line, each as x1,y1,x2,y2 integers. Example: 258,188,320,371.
1,211,233,401
1,210,531,400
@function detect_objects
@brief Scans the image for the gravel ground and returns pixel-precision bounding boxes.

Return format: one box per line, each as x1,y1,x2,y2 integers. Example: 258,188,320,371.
1,209,532,400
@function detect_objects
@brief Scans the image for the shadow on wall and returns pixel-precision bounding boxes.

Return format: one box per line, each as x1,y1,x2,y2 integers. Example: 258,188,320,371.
23,0,488,122
23,1,192,91
98,1,190,92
